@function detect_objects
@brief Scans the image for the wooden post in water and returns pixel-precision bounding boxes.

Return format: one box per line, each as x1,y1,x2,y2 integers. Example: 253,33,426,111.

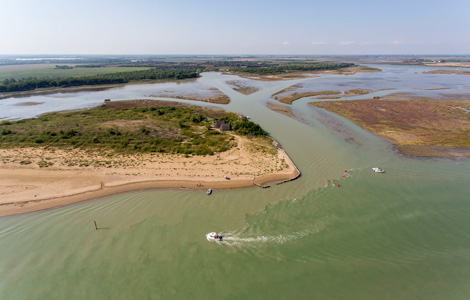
94,220,98,230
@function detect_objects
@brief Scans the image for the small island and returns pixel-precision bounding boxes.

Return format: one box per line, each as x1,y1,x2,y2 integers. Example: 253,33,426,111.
0,100,299,216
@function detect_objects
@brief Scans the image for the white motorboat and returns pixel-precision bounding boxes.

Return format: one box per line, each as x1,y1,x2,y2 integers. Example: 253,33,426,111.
206,188,212,195
206,232,223,242
372,167,385,173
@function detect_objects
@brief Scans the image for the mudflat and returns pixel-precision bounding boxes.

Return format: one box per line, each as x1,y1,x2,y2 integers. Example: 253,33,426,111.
424,69,470,75
310,98,470,157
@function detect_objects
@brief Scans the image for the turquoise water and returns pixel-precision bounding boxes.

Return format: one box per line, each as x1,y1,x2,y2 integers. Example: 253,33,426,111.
1,66,470,299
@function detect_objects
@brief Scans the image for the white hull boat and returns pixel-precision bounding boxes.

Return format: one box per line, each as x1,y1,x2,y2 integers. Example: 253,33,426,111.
206,232,223,242
372,167,385,173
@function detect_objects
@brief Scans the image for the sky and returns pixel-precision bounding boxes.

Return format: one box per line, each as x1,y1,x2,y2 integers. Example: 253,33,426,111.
1,0,470,55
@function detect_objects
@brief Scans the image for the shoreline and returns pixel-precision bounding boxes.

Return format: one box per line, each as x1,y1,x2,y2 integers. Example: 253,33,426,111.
0,140,300,217
0,177,253,217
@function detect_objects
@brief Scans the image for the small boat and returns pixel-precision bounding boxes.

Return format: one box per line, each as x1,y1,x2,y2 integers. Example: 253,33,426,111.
206,188,212,195
206,232,223,242
372,167,385,173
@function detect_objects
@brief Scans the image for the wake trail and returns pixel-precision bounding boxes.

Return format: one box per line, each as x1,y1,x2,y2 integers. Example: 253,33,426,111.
217,219,328,247
219,231,308,247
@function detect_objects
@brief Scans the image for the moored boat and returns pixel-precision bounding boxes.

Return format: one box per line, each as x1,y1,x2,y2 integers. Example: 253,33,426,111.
372,167,385,173
206,188,212,195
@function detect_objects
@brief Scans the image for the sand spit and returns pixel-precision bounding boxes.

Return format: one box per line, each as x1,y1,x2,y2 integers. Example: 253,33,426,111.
0,136,299,216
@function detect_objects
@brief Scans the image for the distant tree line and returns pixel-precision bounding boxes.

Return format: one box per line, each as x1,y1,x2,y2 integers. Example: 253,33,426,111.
0,59,356,93
0,66,204,93
55,65,74,69
210,61,273,68
229,62,355,75
75,64,106,68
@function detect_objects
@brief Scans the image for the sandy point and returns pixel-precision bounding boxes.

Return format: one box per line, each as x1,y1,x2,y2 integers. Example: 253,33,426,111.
0,136,299,216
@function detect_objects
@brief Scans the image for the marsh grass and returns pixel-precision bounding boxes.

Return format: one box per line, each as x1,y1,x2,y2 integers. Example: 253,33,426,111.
276,90,342,104
310,99,470,149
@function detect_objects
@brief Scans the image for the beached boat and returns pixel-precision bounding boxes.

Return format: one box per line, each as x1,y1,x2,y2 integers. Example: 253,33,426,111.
206,232,223,242
372,167,385,173
206,188,212,195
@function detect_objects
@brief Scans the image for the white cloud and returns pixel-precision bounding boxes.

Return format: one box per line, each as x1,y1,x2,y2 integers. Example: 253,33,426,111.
311,41,328,45
393,41,403,45
282,41,289,45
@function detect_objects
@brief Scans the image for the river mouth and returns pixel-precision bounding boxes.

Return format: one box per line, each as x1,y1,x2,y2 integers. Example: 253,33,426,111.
1,65,470,299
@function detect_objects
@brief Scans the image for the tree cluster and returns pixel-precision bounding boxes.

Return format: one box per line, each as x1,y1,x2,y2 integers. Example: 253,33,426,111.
0,66,204,93
229,62,355,75
221,113,267,136
54,65,73,69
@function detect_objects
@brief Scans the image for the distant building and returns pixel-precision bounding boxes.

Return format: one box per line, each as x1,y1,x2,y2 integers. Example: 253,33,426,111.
215,120,226,128
214,119,231,131
220,123,231,131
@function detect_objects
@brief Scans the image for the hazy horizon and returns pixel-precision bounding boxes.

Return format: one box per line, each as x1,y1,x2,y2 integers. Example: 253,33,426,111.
1,54,470,57
2,0,470,55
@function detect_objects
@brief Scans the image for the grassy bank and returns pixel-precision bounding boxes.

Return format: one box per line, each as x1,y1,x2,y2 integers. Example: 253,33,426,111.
0,100,267,156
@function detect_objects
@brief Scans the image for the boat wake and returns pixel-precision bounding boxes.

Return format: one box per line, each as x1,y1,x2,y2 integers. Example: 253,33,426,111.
216,219,328,248
208,188,336,249
218,231,307,247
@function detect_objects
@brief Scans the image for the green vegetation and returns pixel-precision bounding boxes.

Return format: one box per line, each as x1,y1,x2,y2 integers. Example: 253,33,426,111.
54,65,73,69
228,62,355,75
0,101,268,155
222,113,267,136
75,64,107,68
0,65,151,81
0,66,202,92
0,56,356,94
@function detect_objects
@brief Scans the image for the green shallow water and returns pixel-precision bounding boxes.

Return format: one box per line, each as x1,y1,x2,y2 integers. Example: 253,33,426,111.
1,69,470,299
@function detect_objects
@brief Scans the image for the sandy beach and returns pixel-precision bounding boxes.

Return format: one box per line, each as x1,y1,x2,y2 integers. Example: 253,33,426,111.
0,136,299,216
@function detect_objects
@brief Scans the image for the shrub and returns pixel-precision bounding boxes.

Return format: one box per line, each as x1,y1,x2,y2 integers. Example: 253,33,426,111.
1,129,12,135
